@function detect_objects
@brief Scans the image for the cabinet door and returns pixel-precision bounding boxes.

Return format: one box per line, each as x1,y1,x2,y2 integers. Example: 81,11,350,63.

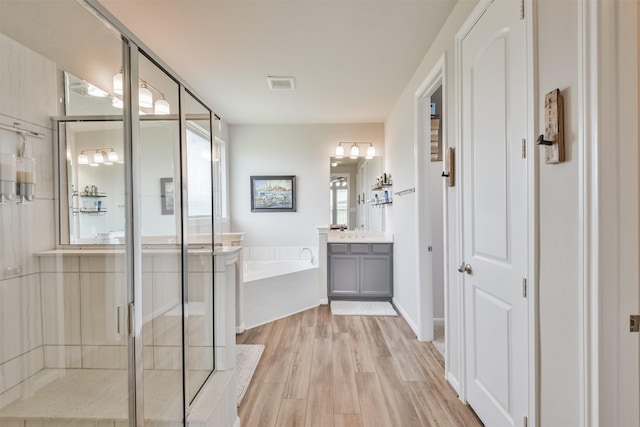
360,255,393,297
329,255,360,296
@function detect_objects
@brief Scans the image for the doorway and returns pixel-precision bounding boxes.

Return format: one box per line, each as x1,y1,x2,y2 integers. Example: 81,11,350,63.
414,55,448,362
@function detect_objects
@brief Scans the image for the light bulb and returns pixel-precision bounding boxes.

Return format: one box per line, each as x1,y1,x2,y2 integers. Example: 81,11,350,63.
78,154,89,165
108,150,119,162
113,69,123,95
366,144,375,159
139,84,153,108
89,163,99,167
335,143,344,158
349,144,359,159
93,151,104,164
154,97,170,114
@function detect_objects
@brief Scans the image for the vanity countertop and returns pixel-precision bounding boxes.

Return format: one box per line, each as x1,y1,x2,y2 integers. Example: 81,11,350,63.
327,231,393,244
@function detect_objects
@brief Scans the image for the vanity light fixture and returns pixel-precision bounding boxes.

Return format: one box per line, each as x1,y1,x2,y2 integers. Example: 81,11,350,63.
335,142,344,159
349,143,359,159
112,69,170,113
78,149,119,166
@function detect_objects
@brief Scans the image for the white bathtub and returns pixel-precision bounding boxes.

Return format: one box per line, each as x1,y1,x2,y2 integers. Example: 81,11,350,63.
243,260,319,329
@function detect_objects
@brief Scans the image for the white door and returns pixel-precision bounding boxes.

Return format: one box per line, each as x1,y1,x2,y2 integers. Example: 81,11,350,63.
460,0,529,425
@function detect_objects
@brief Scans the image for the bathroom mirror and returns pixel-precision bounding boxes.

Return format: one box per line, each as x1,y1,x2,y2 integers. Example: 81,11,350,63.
58,71,216,245
329,155,384,231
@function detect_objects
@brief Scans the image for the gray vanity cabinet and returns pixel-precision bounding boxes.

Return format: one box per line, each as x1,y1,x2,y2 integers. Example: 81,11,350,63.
328,243,393,300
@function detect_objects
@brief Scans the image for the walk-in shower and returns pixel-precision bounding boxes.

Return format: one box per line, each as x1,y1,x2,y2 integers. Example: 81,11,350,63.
0,1,224,425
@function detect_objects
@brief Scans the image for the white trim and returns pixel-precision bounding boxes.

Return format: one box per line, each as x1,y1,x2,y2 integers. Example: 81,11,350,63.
233,416,241,427
525,1,539,426
447,372,461,395
393,298,420,338
577,1,598,426
413,54,446,345
433,317,445,327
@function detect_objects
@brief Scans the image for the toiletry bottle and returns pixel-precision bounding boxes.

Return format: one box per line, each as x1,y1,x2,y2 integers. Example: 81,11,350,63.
384,190,389,203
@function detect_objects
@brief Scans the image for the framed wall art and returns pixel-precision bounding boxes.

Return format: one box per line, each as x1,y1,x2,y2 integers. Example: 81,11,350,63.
250,175,296,212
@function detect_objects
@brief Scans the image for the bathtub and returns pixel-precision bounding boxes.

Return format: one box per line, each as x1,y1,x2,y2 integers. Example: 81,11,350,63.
242,260,319,329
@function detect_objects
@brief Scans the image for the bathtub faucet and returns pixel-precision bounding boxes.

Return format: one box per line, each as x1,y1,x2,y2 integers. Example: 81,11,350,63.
300,247,317,265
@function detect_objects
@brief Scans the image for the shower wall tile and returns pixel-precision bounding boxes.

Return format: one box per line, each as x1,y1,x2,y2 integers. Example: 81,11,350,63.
142,253,153,272
0,347,43,394
188,272,212,302
142,319,154,347
25,421,114,427
0,419,23,427
44,345,82,369
80,273,126,345
144,346,154,369
82,345,127,369
188,346,214,371
188,253,213,273
152,254,180,273
153,315,182,347
41,272,81,345
154,346,182,370
152,272,181,316
40,255,79,273
0,34,57,127
80,255,126,273
0,275,43,364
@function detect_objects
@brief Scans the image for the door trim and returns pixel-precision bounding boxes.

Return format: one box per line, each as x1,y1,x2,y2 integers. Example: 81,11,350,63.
413,53,450,371
578,1,598,425
454,1,538,424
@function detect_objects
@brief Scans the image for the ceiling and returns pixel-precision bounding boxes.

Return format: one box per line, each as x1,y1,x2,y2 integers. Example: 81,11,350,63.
99,0,458,125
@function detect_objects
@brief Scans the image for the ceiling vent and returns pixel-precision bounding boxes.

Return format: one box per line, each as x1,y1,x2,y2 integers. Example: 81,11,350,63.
267,76,296,90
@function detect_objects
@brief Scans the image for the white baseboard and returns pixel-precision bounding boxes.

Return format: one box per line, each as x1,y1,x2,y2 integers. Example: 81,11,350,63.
447,372,462,400
392,298,419,338
319,298,328,305
235,324,246,334
434,317,445,327
233,415,241,427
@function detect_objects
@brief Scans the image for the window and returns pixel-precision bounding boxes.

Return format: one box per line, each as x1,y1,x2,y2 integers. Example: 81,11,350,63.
187,126,212,217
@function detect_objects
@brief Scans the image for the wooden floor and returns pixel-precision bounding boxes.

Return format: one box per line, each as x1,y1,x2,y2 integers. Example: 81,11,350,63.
237,305,483,427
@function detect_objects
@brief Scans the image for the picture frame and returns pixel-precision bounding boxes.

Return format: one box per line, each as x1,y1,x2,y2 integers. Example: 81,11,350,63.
250,175,296,212
160,177,174,215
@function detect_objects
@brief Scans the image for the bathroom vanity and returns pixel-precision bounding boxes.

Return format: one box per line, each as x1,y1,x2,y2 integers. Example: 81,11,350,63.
327,232,393,300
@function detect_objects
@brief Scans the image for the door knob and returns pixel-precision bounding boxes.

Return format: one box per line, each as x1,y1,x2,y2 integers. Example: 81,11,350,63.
457,263,472,274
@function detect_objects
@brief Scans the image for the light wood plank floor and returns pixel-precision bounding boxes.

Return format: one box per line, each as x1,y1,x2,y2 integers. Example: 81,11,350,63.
237,305,483,427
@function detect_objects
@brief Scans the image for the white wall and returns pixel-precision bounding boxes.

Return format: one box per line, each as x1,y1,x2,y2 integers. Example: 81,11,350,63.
384,0,478,387
229,124,384,247
536,1,580,425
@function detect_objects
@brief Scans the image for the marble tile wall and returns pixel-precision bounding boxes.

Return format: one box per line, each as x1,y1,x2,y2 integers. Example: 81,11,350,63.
0,32,58,411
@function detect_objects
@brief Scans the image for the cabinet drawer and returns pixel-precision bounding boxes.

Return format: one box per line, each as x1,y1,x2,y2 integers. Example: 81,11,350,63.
328,244,348,254
371,244,393,254
350,244,369,254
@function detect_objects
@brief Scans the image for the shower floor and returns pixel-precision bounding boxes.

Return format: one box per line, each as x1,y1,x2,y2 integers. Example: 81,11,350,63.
0,368,184,426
